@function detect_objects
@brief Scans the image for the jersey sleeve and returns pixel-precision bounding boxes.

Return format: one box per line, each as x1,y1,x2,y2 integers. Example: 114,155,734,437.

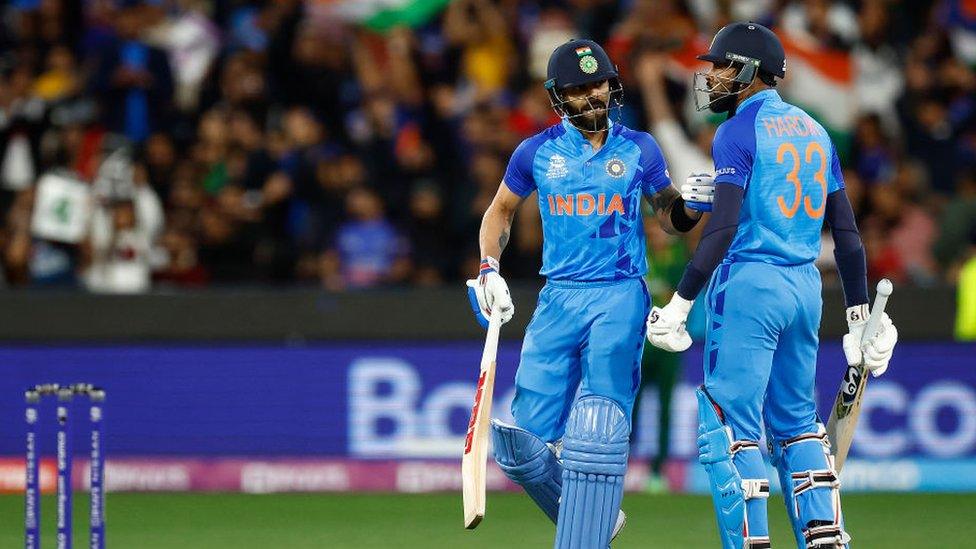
641,135,671,196
827,142,845,193
503,137,541,197
638,134,672,196
711,118,756,188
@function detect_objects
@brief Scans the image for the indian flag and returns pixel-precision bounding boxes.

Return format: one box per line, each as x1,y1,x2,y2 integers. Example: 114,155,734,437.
314,0,453,32
778,31,856,156
662,32,857,146
575,46,592,57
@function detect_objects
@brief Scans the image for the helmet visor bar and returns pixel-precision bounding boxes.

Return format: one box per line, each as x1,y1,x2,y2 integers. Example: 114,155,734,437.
548,79,624,133
693,61,756,112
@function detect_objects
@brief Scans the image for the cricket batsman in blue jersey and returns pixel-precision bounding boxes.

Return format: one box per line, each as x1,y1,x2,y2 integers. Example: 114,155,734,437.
466,39,704,548
646,23,899,548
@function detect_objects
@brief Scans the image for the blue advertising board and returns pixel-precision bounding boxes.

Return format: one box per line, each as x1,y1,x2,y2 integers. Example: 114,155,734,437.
1,342,974,492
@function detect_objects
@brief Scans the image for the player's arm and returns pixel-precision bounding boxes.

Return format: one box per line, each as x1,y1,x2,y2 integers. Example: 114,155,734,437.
638,133,702,235
467,135,539,329
646,183,743,351
825,152,896,375
675,183,744,300
479,184,524,261
466,183,523,328
824,189,868,308
648,186,703,235
646,120,752,352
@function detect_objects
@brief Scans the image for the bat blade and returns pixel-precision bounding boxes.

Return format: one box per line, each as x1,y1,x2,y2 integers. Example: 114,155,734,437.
826,279,892,472
461,309,502,529
825,363,868,472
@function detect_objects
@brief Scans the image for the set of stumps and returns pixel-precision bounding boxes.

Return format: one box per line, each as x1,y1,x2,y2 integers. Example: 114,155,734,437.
24,383,105,549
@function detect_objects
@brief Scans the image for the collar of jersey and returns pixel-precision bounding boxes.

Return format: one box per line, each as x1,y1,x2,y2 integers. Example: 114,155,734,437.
560,118,620,156
738,89,780,112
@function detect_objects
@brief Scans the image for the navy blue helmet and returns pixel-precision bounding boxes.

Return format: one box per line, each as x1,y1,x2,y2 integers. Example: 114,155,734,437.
546,39,618,90
545,39,623,132
698,22,786,80
694,22,786,113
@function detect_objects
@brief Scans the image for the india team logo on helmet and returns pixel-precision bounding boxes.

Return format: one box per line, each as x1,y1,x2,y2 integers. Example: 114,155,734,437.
579,55,599,74
605,159,626,178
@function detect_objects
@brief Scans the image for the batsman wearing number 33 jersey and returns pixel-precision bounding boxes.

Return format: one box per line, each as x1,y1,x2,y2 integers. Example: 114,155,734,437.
466,39,703,548
646,23,899,548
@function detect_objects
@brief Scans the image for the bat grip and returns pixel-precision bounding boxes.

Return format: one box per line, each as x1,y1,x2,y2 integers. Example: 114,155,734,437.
481,308,503,367
861,279,892,345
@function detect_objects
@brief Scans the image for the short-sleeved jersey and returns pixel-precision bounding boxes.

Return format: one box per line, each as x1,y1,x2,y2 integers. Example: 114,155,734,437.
712,89,844,265
504,120,672,281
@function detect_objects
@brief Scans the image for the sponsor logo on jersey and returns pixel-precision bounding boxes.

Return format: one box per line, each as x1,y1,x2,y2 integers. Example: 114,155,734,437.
716,167,736,176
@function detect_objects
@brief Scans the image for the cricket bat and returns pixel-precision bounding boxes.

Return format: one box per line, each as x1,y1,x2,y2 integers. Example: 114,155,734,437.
461,308,502,529
826,278,893,473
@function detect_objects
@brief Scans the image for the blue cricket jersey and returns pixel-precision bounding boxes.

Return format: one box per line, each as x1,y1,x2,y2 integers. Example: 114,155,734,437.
712,89,844,265
503,120,672,281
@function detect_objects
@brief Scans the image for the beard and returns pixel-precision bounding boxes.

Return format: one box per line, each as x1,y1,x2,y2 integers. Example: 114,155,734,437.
708,91,736,113
567,98,609,129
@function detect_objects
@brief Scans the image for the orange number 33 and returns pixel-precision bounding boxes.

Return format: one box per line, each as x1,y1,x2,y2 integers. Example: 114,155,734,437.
775,142,828,219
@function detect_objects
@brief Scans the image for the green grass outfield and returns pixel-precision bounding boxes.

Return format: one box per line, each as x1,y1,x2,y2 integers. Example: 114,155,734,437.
1,492,974,548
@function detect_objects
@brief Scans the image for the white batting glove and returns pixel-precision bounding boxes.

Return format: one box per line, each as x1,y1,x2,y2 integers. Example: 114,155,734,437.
646,293,693,352
681,173,715,212
842,304,898,377
466,257,514,329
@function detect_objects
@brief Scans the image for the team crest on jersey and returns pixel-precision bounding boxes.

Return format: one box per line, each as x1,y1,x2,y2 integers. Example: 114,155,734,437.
579,55,599,74
605,158,626,178
546,154,568,179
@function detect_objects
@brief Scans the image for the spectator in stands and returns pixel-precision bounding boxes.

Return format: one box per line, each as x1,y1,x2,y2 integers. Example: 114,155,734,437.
935,171,976,271
851,114,897,186
407,182,450,286
443,0,514,100
0,0,973,292
321,186,410,290
91,1,174,144
83,170,164,293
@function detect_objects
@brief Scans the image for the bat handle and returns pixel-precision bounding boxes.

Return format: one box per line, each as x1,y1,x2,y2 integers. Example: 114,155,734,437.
862,279,892,345
481,308,503,367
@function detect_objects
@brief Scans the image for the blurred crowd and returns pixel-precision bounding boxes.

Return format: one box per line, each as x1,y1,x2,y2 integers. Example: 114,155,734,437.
1,0,975,292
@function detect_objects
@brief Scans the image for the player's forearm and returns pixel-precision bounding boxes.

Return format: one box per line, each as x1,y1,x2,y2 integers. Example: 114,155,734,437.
826,189,869,307
675,184,744,300
650,186,702,235
479,201,515,261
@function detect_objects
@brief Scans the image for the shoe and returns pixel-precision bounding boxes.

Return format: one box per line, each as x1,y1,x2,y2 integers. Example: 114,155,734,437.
610,510,626,542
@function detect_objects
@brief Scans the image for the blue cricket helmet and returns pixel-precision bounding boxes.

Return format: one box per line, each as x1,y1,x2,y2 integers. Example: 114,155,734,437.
544,39,623,132
694,22,786,114
697,21,786,81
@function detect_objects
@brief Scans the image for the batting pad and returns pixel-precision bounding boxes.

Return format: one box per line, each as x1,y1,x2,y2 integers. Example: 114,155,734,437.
555,396,629,549
696,389,771,549
491,419,562,523
771,427,849,548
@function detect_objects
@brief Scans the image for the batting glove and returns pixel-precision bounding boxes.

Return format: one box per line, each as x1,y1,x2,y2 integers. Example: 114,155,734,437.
842,304,898,377
681,173,715,212
646,293,693,352
466,257,514,329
